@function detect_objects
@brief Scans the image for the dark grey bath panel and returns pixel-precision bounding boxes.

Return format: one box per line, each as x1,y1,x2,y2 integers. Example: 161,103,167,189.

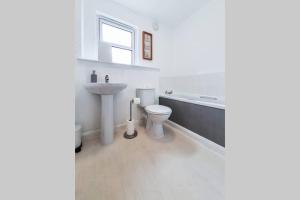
159,97,225,147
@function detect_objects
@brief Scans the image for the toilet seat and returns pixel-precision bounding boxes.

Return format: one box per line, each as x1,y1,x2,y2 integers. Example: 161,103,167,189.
145,105,172,115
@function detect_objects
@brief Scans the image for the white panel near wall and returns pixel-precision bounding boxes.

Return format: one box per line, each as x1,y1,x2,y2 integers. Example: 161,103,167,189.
159,0,225,99
164,0,225,76
159,72,225,99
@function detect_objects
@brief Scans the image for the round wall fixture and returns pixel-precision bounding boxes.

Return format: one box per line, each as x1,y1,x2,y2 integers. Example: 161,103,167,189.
152,22,159,31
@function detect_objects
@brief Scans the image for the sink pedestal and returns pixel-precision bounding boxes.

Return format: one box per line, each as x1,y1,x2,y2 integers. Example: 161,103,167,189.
84,83,127,145
101,95,114,145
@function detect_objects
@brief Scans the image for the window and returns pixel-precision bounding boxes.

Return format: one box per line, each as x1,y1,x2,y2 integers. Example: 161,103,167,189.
99,16,135,65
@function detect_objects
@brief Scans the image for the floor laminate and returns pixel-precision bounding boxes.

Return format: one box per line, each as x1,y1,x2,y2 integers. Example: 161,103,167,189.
75,125,224,200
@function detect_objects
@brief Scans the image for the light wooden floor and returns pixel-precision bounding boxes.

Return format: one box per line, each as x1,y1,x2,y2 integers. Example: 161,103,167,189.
75,125,224,200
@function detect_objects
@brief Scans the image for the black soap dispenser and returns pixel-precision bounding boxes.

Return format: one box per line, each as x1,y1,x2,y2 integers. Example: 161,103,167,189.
91,70,97,83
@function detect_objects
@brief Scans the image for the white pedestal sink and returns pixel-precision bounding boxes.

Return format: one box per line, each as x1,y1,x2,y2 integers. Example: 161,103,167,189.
85,83,127,145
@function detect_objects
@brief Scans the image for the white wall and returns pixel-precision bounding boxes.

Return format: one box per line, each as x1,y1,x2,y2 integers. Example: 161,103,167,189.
160,0,225,98
159,73,225,98
75,0,225,133
161,0,225,76
80,0,173,69
75,60,160,133
75,0,172,133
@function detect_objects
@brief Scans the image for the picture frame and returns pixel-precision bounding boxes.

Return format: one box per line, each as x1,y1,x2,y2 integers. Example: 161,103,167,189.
142,31,153,60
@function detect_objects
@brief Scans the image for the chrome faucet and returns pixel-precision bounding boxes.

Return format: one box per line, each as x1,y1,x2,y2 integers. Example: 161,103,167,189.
165,90,173,95
105,75,109,83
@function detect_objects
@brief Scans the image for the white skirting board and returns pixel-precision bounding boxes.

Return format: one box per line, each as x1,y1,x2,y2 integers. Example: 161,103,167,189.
82,129,100,136
164,120,225,157
82,119,225,157
82,119,143,136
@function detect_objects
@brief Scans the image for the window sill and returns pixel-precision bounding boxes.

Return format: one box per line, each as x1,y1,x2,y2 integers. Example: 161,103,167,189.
77,57,160,71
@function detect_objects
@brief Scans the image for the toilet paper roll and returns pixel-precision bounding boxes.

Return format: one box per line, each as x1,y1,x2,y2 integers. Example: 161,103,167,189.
132,97,140,104
127,120,135,135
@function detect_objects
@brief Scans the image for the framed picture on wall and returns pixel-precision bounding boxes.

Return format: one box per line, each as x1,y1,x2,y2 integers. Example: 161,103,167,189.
142,31,152,60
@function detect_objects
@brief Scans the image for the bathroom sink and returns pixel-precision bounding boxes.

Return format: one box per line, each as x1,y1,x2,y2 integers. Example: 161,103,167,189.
84,82,127,145
85,83,127,95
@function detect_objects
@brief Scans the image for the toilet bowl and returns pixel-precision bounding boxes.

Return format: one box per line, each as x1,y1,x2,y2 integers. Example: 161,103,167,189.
145,105,172,138
136,88,172,138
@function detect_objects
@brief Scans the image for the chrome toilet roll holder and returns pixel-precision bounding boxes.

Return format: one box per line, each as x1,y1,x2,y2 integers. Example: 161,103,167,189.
124,98,139,139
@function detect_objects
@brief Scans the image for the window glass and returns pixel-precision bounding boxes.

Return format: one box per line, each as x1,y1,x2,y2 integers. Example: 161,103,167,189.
111,47,132,65
102,23,132,48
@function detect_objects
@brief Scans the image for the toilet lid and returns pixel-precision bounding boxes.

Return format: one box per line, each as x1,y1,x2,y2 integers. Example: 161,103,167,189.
145,105,172,115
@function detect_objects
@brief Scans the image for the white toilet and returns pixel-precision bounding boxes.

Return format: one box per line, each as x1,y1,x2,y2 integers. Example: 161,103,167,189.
136,88,172,138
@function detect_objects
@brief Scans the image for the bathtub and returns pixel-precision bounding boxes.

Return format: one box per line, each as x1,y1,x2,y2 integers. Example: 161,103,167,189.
159,94,225,110
159,93,225,147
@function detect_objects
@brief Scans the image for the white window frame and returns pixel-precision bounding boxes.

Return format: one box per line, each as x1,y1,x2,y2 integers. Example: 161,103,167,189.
98,15,136,65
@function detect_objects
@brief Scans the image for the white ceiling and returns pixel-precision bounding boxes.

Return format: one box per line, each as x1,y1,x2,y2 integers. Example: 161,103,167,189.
111,0,210,27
